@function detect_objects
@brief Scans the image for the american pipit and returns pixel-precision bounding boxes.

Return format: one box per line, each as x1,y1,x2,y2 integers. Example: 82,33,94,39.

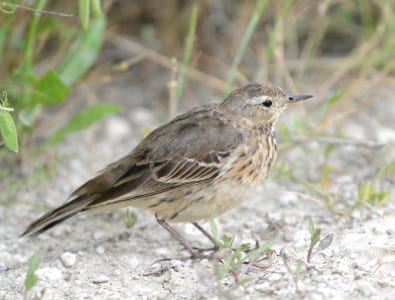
22,82,312,257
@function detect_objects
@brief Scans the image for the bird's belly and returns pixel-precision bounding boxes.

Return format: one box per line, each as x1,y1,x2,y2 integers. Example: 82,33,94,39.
149,149,268,222
141,139,275,222
151,180,256,222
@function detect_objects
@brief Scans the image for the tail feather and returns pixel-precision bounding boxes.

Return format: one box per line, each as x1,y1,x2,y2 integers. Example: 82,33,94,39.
21,195,95,237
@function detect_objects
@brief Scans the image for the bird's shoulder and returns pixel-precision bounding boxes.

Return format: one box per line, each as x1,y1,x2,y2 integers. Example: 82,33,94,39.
131,103,244,163
70,104,245,197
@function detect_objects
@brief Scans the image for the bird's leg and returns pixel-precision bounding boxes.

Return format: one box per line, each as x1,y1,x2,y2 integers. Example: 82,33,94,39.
192,222,218,250
156,216,208,259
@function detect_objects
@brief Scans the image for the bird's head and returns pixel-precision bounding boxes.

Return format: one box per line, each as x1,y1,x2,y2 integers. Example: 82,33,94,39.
221,82,313,130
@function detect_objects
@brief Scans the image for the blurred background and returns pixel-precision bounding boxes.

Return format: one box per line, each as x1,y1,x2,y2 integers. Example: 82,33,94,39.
0,0,394,228
1,1,395,298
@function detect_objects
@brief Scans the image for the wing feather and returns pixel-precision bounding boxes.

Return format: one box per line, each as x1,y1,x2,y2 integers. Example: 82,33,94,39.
69,105,244,209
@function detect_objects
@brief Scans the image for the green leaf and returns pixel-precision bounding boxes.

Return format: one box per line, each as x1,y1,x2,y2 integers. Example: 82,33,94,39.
24,253,41,292
209,217,221,247
0,15,12,64
49,103,121,145
57,16,105,84
317,233,334,252
0,109,18,152
79,0,90,30
91,0,103,17
31,70,70,105
175,4,198,104
245,240,275,260
19,105,41,127
223,0,269,95
308,217,315,236
124,210,138,229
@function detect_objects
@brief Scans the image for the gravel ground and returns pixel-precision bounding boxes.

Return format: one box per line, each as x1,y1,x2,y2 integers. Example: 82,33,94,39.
1,82,394,300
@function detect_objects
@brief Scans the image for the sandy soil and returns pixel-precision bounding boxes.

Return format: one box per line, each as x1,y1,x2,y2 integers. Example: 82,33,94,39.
1,81,395,300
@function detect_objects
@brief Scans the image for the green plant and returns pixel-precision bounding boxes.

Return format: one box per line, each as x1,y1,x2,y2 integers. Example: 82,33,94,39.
24,252,41,300
356,161,395,208
168,4,198,118
210,218,274,286
123,209,138,229
0,1,119,150
332,160,395,216
48,103,121,145
0,90,18,152
282,250,304,290
306,217,333,263
223,0,269,95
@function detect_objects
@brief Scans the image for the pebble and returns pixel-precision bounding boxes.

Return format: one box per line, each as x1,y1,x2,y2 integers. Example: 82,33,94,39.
266,272,282,282
130,107,156,126
60,252,76,267
376,126,395,143
104,116,131,139
96,246,106,255
356,280,375,297
0,251,24,268
93,231,107,240
93,275,110,284
36,267,62,281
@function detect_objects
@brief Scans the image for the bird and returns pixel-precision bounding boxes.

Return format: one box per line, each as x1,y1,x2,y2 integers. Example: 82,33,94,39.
21,82,313,258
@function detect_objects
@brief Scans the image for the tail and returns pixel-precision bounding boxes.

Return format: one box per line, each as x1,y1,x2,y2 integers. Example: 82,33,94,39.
21,195,96,237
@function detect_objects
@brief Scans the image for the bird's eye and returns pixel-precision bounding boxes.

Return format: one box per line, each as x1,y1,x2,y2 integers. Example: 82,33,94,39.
261,100,272,107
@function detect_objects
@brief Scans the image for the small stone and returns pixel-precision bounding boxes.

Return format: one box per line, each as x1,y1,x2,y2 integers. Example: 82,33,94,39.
376,126,395,143
125,255,139,268
130,107,155,126
93,231,106,240
200,258,210,266
356,280,375,297
52,225,71,237
0,251,22,268
60,252,76,267
266,272,282,282
96,246,105,255
104,116,131,138
93,275,109,284
36,267,62,281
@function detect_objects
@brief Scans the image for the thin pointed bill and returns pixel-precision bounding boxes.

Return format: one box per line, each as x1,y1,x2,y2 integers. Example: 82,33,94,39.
288,94,314,102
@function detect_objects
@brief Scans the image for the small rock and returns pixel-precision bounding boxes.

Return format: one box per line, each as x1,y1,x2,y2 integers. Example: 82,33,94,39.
356,280,375,297
93,231,106,240
376,126,395,143
52,224,71,237
125,255,139,268
266,272,282,282
36,267,62,281
155,247,170,256
93,275,109,284
130,107,155,126
96,246,105,254
104,116,131,140
0,251,24,268
60,252,76,267
199,258,210,267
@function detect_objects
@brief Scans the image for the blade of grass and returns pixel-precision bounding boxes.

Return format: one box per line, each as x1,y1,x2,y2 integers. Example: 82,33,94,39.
223,0,268,95
49,102,121,145
171,4,198,118
24,253,41,300
79,0,90,30
91,0,103,17
0,14,12,64
14,0,47,106
57,16,105,84
0,109,18,152
0,90,18,152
